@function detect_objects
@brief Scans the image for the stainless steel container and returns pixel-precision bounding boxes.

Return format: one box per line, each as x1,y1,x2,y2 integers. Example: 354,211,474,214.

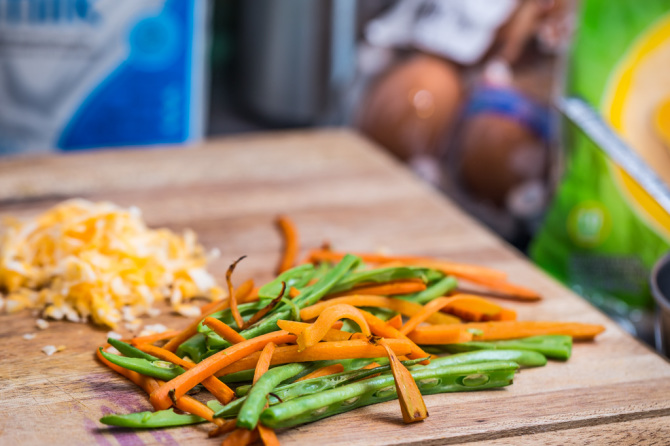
651,252,670,358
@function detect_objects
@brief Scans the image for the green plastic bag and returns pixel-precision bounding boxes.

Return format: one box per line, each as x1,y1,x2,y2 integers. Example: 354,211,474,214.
531,0,670,325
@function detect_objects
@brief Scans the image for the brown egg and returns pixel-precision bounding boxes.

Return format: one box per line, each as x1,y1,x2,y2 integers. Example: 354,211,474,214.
459,113,546,207
357,55,463,162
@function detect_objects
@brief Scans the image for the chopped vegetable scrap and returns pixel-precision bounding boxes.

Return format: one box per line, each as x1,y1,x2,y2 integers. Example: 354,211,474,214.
0,199,225,327
96,215,606,445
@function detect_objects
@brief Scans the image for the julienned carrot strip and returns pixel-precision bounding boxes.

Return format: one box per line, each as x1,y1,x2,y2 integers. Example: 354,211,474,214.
203,317,246,344
362,362,381,370
289,286,301,298
437,295,509,322
163,282,240,352
253,342,280,446
221,428,259,446
258,424,280,446
151,330,297,410
136,344,235,405
128,330,181,346
405,326,474,345
96,348,220,423
361,310,431,365
214,339,413,377
200,278,254,316
326,280,427,298
227,256,247,330
457,273,541,301
307,249,506,282
243,282,287,330
241,287,260,303
494,308,518,321
300,295,460,325
208,419,237,438
253,342,276,384
377,339,428,423
465,321,606,341
276,320,354,342
408,321,605,343
297,304,371,351
295,364,345,382
387,313,403,330
276,215,299,275
400,295,506,335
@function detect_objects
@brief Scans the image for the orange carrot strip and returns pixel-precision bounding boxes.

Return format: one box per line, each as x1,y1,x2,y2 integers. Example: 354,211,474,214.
361,310,431,365
308,250,506,282
300,295,460,325
465,321,606,341
378,339,428,423
215,338,413,377
243,282,287,330
96,348,220,423
493,308,518,321
326,280,427,298
387,314,403,330
136,344,235,405
362,362,381,370
252,342,280,446
258,424,280,446
289,287,301,298
439,295,507,322
151,330,297,410
457,272,541,301
276,215,299,275
277,320,353,342
202,278,256,314
203,317,246,345
240,287,261,303
400,295,505,335
253,342,277,384
221,428,259,446
208,419,237,438
295,363,345,382
128,330,181,346
405,326,474,345
296,304,371,351
226,256,247,330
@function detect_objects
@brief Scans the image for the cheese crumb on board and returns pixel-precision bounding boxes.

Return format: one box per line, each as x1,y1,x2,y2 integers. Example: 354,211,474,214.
36,319,49,330
106,331,123,340
42,345,57,356
23,333,36,340
0,199,226,328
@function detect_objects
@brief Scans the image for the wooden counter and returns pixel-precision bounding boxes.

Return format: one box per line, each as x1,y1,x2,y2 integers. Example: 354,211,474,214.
1,130,668,445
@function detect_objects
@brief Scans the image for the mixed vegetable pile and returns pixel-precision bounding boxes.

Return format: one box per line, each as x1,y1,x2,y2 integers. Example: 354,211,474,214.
97,216,605,445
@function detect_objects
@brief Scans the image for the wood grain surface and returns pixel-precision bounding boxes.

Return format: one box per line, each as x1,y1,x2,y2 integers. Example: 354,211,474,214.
1,129,669,446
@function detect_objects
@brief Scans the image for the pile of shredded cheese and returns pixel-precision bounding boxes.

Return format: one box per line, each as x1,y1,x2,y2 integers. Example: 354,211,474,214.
0,199,225,327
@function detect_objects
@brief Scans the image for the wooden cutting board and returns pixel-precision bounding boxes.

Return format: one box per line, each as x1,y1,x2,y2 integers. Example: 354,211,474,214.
1,130,669,445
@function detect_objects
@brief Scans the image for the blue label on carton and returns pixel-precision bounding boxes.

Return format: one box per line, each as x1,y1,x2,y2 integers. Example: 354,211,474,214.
0,0,206,155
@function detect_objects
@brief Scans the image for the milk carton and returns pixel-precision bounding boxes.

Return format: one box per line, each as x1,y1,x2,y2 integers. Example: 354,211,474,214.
0,0,207,155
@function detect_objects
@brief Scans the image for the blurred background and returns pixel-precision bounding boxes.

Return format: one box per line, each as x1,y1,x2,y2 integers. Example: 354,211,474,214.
1,0,669,349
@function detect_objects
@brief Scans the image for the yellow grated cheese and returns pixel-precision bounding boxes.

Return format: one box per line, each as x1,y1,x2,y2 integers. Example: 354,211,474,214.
0,199,225,328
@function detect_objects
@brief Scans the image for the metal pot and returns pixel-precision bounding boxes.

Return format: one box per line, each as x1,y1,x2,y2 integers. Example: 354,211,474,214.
651,252,670,358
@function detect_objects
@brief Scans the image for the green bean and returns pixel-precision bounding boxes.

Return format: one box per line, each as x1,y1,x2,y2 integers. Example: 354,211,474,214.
218,368,257,384
100,409,205,428
260,361,519,428
220,358,427,419
438,335,572,360
326,266,430,295
399,275,458,304
107,338,158,361
175,333,208,363
100,349,184,381
236,363,311,429
421,349,547,368
258,263,315,299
